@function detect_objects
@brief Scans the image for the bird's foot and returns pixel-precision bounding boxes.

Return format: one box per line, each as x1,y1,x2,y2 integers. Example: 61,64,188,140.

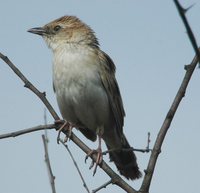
55,120,73,144
85,147,103,176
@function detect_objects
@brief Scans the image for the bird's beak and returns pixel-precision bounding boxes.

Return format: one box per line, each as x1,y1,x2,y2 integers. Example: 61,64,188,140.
27,27,47,36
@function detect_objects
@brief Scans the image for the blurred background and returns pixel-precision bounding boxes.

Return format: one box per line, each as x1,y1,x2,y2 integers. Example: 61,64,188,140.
0,1,199,193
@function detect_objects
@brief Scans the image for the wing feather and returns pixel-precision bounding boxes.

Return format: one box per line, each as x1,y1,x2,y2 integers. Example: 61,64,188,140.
98,50,125,137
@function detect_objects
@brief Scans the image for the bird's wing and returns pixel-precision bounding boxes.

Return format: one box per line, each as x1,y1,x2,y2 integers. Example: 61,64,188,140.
98,50,125,136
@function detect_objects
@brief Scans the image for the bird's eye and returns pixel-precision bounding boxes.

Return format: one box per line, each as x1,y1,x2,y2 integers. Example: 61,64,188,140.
54,25,61,32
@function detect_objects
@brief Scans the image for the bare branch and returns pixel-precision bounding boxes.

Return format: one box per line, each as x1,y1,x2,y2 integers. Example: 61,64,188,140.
70,133,137,193
92,180,112,193
146,132,151,151
174,0,200,66
0,124,55,139
102,147,150,156
139,50,200,192
103,133,151,155
138,3,200,191
59,139,90,193
139,2,200,191
44,108,48,140
42,135,56,193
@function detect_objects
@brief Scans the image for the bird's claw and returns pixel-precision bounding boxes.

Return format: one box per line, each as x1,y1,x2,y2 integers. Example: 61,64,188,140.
55,120,72,144
85,148,103,176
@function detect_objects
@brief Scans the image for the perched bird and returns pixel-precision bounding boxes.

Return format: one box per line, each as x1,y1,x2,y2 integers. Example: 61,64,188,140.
28,16,141,180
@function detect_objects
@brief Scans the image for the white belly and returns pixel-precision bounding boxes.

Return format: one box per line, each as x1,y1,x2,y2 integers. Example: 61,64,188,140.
53,46,110,131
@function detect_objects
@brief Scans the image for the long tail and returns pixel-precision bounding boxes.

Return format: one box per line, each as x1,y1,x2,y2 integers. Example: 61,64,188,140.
106,136,142,180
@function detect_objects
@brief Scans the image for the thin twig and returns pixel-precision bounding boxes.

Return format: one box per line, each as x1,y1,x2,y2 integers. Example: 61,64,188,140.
44,108,48,140
139,42,200,192
0,52,137,193
146,132,151,151
92,180,112,193
0,124,55,139
59,139,90,193
102,147,150,156
42,135,56,193
103,133,152,155
174,0,200,67
42,109,56,193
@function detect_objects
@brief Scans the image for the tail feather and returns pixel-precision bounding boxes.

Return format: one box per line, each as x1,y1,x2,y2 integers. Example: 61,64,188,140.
106,136,142,180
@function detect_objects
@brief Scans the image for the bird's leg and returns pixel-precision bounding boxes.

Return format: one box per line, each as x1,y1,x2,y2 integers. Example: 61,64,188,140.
85,134,103,176
63,123,74,143
55,120,73,144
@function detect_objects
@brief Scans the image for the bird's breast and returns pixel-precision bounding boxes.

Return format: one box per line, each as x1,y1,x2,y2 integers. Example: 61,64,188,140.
52,46,110,129
53,47,100,95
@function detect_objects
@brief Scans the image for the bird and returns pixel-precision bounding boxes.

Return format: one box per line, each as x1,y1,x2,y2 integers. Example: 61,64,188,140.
28,15,142,180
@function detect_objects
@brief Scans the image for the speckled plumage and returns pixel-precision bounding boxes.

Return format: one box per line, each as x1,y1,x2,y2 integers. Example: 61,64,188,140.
28,16,141,180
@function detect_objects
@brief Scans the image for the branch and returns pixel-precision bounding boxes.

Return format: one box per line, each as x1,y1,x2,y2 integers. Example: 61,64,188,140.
102,147,150,156
0,124,55,139
174,0,200,67
0,52,137,193
44,108,49,139
102,133,151,155
42,135,56,193
70,133,137,193
140,52,200,193
139,2,200,191
59,139,90,193
92,180,112,193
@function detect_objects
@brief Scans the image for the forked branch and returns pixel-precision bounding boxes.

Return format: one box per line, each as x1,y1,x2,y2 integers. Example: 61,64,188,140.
140,1,200,191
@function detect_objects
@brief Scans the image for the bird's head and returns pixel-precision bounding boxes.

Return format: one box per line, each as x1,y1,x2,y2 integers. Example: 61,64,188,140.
28,16,99,51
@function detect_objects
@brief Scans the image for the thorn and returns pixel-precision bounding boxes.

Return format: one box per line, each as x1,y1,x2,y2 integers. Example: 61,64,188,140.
184,3,195,13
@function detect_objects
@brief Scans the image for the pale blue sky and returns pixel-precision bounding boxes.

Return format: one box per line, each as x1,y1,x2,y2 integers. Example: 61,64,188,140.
0,1,200,193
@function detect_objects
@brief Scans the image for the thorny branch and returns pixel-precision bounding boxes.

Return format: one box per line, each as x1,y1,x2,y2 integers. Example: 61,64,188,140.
139,1,200,192
174,0,200,67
